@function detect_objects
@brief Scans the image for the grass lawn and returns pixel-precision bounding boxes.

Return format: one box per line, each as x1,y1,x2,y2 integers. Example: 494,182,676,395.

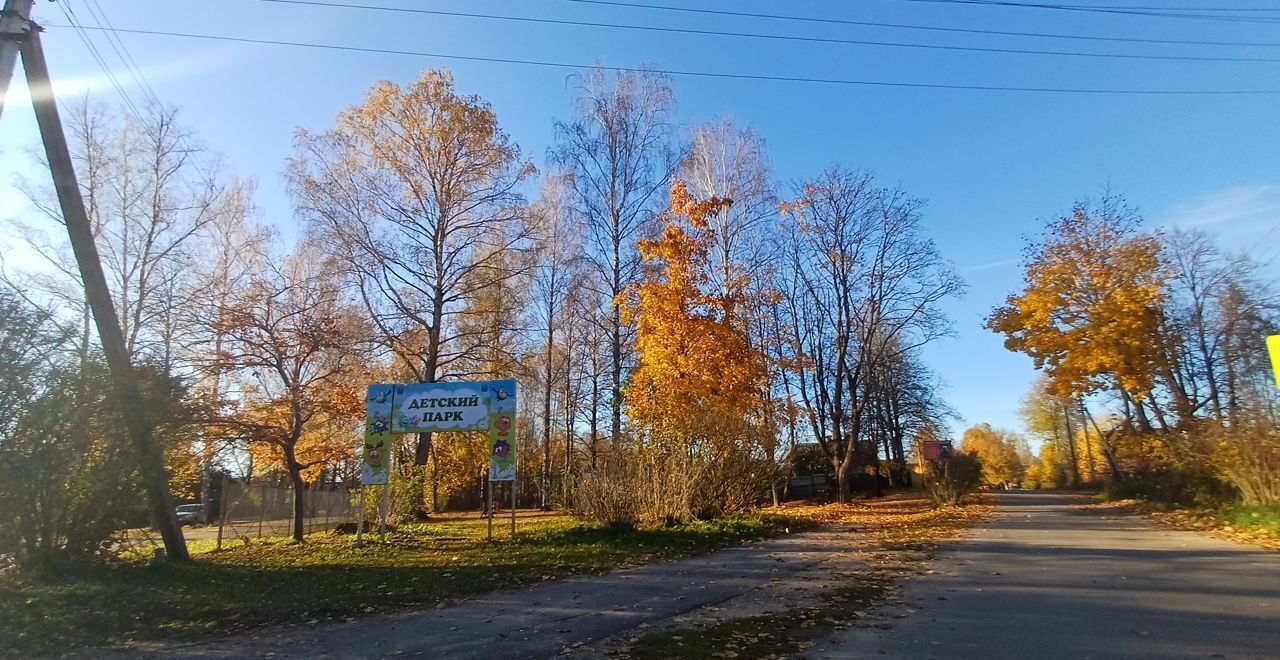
0,511,806,657
1217,504,1280,538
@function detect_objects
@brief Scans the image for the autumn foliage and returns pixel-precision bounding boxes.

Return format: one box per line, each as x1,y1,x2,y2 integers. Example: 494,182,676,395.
987,199,1165,401
578,183,773,524
992,194,1279,508
624,182,768,446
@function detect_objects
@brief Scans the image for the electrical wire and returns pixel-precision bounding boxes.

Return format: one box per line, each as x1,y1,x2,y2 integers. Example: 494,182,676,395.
253,0,1280,63
56,1,148,125
1058,3,1280,10
82,0,164,111
560,0,1280,49
43,23,1280,95
898,0,1280,24
54,3,214,191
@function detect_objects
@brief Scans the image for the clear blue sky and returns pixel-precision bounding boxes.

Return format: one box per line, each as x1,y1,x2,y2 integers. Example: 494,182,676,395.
2,0,1278,440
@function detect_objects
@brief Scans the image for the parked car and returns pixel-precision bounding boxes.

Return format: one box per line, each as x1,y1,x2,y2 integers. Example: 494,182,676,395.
175,503,204,526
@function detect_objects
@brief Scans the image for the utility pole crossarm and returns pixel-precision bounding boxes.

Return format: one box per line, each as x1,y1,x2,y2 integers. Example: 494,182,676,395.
0,0,35,122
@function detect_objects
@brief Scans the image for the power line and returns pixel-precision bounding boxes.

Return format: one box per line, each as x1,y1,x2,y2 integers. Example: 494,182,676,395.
56,0,148,124
899,0,1280,24
51,4,216,193
252,0,1280,63
44,23,1280,95
561,0,1280,49
81,0,164,110
1059,3,1280,10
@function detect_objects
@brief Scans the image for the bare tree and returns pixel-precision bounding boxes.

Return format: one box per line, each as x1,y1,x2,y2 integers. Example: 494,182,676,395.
553,66,680,446
680,118,777,309
187,179,271,518
528,174,583,509
780,168,963,502
15,99,225,372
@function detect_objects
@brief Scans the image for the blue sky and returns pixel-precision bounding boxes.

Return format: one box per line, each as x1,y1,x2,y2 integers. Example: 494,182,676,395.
1,0,1278,439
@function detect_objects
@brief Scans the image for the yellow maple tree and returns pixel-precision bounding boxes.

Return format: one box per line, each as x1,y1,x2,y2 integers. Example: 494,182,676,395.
623,183,768,451
987,198,1166,402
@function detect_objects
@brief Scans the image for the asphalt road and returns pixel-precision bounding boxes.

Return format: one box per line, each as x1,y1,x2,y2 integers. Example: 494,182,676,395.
820,492,1280,660
99,493,1280,660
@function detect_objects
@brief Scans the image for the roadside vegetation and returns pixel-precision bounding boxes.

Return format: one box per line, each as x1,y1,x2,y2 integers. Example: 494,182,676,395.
979,196,1279,548
1099,500,1280,551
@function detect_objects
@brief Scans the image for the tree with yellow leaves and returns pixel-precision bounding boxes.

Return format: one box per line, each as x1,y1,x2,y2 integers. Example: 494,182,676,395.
621,183,771,518
960,423,1026,488
988,194,1166,479
988,195,1165,405
290,68,533,518
624,183,767,444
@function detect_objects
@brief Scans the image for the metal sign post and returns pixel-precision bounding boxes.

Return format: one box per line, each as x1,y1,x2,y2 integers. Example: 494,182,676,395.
356,486,366,544
378,483,389,543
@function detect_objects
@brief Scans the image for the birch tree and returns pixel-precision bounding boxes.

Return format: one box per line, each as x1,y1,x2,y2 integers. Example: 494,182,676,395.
553,66,679,446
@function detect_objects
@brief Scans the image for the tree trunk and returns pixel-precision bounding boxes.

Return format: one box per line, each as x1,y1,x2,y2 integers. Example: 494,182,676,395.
430,441,441,513
1068,401,1095,481
835,456,852,504
563,346,575,506
589,373,600,470
1058,404,1079,486
542,327,553,510
408,431,431,520
286,454,306,543
1082,404,1126,483
611,309,623,447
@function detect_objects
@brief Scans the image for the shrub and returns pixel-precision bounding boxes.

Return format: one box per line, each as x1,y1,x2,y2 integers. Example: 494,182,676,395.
1198,420,1280,506
573,454,639,528
0,363,145,568
923,452,983,507
573,445,771,527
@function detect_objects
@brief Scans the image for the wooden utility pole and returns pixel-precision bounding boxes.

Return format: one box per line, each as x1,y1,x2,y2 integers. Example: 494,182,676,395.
3,12,189,560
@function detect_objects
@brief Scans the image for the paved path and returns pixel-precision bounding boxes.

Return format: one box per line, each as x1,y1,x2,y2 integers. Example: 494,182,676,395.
820,492,1280,660
116,526,857,659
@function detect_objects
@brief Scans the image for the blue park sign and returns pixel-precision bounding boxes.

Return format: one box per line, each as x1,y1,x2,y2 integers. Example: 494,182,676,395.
363,380,518,485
